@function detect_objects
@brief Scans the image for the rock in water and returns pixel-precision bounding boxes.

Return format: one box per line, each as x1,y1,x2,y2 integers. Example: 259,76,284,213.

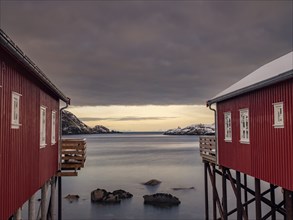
103,193,121,203
91,188,107,202
64,194,80,203
172,187,195,191
91,188,132,204
143,179,162,186
143,193,181,206
112,189,133,199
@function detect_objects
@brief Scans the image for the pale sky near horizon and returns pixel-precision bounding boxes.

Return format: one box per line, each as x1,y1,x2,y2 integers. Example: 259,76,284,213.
1,1,292,131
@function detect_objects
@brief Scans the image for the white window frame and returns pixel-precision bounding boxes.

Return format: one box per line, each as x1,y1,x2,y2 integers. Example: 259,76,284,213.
224,112,232,142
40,106,47,148
51,111,56,144
239,108,249,144
273,102,284,128
11,92,22,129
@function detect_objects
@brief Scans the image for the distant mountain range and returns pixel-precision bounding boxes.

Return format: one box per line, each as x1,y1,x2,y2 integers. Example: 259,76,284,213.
62,110,120,135
163,124,215,135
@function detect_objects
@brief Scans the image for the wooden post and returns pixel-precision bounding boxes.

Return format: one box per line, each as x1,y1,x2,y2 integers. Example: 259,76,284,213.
284,189,293,220
255,178,261,220
41,181,47,220
58,176,62,220
15,207,22,220
50,177,57,220
212,164,217,220
244,174,248,216
222,167,227,220
204,162,209,220
270,184,276,220
28,193,36,220
236,171,242,220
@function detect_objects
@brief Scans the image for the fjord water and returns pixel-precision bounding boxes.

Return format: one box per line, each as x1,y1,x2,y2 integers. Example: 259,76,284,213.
62,133,205,220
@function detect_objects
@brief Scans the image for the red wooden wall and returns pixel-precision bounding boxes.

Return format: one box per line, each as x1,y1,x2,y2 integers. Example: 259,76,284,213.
0,48,60,219
217,78,293,191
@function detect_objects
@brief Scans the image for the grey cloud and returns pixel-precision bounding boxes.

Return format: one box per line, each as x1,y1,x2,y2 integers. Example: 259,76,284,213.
79,116,177,122
1,1,292,106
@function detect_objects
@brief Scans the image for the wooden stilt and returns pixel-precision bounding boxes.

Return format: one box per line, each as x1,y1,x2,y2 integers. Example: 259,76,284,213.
284,189,293,220
15,207,22,220
28,193,36,220
50,177,57,220
41,181,48,220
244,174,248,216
222,167,227,220
236,171,242,220
58,176,62,220
255,178,261,220
270,184,276,220
212,164,217,220
204,162,209,220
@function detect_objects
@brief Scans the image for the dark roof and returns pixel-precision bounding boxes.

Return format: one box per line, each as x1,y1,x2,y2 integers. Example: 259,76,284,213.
0,29,70,104
207,52,293,106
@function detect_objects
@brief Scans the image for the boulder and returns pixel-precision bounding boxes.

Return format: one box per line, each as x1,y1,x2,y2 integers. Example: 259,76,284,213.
91,188,107,202
172,187,195,191
64,194,80,203
91,188,132,204
143,193,180,206
143,179,161,186
103,193,121,203
112,189,133,199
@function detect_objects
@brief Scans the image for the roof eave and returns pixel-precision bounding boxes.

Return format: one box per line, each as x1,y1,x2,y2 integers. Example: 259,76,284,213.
0,29,70,104
207,70,293,106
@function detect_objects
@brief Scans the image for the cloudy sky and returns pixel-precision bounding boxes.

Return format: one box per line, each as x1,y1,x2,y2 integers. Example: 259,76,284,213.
1,1,292,131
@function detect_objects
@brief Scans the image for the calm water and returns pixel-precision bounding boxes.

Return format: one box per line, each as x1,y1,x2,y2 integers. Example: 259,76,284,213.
62,133,205,220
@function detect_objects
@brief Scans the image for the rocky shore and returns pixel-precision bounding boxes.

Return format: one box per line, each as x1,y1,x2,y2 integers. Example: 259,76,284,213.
62,110,120,135
164,124,215,135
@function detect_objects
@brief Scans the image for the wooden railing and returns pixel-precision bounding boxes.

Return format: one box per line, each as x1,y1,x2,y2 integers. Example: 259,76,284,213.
199,136,217,164
59,138,87,176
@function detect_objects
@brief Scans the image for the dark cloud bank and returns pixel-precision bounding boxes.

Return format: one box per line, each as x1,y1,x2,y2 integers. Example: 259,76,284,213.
1,1,292,106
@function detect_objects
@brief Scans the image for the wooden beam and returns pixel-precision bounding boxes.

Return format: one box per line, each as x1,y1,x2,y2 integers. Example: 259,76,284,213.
61,163,83,169
244,174,248,217
41,181,47,220
222,167,227,220
207,164,224,219
270,184,276,220
50,177,57,220
15,207,22,220
212,164,217,220
226,170,248,220
284,189,293,220
28,193,36,220
255,178,261,220
236,171,242,220
204,162,209,220
57,171,78,177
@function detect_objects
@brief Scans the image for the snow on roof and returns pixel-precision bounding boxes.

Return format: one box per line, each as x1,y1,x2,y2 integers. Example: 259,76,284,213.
208,51,293,105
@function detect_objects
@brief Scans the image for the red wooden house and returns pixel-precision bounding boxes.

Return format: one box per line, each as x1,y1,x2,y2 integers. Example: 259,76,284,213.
201,52,293,219
207,51,293,190
0,29,70,219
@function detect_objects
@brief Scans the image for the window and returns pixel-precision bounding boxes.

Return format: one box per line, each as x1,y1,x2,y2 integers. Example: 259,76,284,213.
224,112,232,141
40,106,47,147
273,102,284,128
240,109,249,143
51,111,56,144
11,92,21,129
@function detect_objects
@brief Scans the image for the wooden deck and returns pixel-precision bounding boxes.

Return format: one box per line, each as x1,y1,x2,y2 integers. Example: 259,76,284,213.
199,136,217,164
58,138,87,176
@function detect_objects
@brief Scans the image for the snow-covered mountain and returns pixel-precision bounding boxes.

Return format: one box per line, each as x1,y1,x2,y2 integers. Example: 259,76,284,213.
163,124,215,135
62,110,119,135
